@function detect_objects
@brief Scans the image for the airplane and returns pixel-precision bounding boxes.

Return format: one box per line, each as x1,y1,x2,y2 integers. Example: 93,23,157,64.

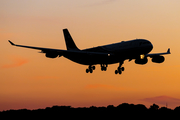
8,28,171,74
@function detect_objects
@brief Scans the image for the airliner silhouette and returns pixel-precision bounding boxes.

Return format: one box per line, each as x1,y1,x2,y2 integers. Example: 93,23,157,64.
9,29,170,74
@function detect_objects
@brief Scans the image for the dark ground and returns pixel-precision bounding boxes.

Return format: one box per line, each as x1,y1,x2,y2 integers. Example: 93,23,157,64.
1,103,180,119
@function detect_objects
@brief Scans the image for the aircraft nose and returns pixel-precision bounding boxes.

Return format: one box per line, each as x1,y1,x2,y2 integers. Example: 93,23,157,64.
148,41,153,51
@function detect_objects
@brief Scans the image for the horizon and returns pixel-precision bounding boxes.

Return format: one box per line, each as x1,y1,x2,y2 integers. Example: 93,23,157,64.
0,102,177,112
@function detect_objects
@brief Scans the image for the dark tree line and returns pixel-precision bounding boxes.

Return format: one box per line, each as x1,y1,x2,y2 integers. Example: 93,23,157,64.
1,103,180,119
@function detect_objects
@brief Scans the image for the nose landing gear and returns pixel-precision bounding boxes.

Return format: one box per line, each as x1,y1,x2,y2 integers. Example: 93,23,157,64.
115,67,125,74
115,61,125,75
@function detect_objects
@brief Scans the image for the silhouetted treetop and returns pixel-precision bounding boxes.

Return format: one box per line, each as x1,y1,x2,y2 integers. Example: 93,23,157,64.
1,103,180,119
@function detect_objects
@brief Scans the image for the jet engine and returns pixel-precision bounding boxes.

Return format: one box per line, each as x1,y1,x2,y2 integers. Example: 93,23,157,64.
135,57,148,65
45,52,60,58
152,56,165,63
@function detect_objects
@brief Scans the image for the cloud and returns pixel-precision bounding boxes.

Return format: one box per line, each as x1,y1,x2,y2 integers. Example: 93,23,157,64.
2,56,29,68
85,84,126,91
141,96,180,107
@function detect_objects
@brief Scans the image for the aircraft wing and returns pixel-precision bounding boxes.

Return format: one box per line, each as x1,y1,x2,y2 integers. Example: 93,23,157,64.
8,40,111,56
8,40,67,53
146,48,171,57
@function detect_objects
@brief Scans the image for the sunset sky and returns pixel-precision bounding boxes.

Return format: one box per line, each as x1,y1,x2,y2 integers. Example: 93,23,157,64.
1,0,180,111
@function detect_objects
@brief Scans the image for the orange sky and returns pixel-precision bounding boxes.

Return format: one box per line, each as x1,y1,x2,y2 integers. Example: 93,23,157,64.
1,0,180,111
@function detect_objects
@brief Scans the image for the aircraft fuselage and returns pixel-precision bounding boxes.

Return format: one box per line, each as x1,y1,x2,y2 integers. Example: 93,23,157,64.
63,39,153,65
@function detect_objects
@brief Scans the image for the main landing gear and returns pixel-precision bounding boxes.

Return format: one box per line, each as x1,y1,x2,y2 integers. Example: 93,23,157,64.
101,64,108,71
86,65,95,73
85,62,125,74
86,64,108,73
115,61,125,75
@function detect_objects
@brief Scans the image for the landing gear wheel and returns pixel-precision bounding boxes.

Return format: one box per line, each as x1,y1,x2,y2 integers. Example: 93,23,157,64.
101,67,104,71
101,64,108,71
86,69,89,73
115,70,118,74
121,67,124,71
89,69,93,73
86,65,95,73
101,66,107,71
92,66,95,70
115,61,125,75
115,67,124,75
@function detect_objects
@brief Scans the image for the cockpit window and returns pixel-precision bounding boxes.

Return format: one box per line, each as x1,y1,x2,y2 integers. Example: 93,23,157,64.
142,42,149,44
139,41,149,46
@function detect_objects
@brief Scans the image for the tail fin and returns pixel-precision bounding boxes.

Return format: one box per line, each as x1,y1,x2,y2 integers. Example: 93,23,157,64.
63,29,79,50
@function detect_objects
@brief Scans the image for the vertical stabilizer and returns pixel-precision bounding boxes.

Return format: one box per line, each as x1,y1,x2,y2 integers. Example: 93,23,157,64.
63,29,79,50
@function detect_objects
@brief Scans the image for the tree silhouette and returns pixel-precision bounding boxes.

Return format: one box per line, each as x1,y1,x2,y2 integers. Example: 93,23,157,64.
1,103,180,119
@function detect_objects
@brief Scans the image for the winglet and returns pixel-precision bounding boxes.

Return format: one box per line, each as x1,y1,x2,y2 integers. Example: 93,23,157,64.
167,48,171,54
8,40,15,45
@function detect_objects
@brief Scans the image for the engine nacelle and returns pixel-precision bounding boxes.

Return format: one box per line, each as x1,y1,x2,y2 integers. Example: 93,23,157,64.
152,56,165,63
45,52,59,58
135,57,148,65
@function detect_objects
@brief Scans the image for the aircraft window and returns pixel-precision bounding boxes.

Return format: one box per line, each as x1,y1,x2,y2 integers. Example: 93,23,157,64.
142,42,149,44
